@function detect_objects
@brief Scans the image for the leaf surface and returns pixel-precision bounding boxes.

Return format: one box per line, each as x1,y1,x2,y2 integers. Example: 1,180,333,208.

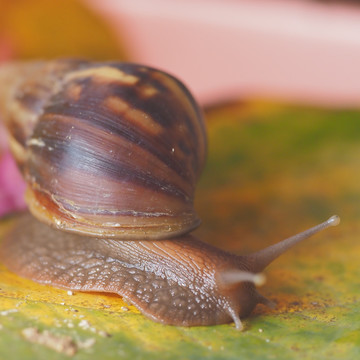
0,101,359,359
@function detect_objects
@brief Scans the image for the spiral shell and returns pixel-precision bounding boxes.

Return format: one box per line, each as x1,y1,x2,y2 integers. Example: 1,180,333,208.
0,60,207,239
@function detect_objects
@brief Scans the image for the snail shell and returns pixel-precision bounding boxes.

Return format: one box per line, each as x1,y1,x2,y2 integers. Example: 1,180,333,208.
0,60,206,239
0,60,339,330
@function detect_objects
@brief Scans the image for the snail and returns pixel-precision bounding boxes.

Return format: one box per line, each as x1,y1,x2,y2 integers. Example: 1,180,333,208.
0,59,339,331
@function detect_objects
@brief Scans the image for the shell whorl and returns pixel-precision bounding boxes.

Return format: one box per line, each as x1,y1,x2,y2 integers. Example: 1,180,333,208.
0,60,207,239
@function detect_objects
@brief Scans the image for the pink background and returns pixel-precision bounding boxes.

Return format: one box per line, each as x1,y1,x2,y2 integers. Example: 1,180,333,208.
0,39,26,215
85,0,360,106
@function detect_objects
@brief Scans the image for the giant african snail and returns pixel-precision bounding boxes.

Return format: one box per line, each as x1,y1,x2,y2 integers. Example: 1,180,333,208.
0,59,339,330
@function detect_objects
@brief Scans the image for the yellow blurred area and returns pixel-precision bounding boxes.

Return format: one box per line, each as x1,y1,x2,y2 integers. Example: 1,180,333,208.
0,0,126,60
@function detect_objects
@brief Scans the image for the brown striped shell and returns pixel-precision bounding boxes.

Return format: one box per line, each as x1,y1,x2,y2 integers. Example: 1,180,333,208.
0,60,207,239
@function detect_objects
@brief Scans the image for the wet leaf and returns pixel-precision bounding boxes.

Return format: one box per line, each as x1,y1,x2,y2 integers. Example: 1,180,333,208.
1,101,359,359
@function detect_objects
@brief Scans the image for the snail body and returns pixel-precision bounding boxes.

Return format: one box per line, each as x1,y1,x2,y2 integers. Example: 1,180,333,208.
0,60,339,330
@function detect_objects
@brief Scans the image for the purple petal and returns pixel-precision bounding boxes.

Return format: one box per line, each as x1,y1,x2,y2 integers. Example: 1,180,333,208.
0,151,26,216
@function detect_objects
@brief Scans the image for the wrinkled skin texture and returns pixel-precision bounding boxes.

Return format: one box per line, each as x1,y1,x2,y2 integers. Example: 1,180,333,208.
1,213,336,329
0,213,264,329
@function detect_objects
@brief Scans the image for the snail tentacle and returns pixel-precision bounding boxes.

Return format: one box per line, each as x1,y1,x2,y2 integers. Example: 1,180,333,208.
218,270,266,287
244,215,340,273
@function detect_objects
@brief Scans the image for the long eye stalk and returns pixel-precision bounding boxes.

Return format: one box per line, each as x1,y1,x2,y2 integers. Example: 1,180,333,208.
246,215,340,273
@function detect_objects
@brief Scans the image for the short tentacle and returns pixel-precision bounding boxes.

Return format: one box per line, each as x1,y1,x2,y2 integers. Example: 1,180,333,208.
227,307,244,331
255,292,276,309
218,270,266,287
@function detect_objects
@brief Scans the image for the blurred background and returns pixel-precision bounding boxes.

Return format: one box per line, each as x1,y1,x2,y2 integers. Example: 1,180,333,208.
1,3,360,357
1,0,360,216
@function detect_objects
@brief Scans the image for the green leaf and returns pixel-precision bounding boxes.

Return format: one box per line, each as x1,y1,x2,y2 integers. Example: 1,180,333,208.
1,100,359,359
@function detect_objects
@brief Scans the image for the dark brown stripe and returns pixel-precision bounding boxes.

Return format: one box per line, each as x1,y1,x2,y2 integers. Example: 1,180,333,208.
68,63,205,154
29,115,191,202
43,93,199,183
